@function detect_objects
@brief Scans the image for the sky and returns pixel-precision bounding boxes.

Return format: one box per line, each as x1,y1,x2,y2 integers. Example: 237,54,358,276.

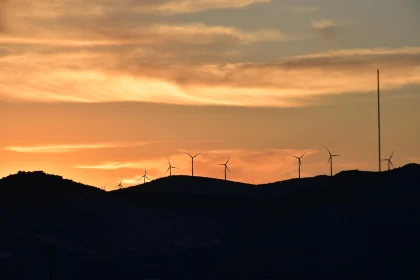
1,0,419,188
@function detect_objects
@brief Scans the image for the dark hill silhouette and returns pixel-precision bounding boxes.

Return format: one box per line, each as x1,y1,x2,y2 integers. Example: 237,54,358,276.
112,175,258,198
0,164,420,279
0,171,103,205
111,164,420,203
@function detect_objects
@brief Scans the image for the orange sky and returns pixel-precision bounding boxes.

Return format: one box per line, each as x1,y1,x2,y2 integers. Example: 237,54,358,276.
1,0,419,188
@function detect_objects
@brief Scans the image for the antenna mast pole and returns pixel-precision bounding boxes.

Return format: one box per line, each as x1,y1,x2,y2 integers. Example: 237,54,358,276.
377,69,381,172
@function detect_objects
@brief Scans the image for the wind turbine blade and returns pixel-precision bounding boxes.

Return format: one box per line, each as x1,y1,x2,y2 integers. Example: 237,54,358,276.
326,147,331,155
217,164,224,166
167,157,171,165
165,167,170,174
292,156,299,159
226,156,231,164
185,152,192,158
226,165,230,173
146,176,150,180
300,152,307,158
327,157,331,165
173,166,179,169
390,150,395,159
390,161,395,169
194,153,201,158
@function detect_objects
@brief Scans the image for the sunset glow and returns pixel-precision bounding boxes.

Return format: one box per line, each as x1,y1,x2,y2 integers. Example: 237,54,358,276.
1,0,419,187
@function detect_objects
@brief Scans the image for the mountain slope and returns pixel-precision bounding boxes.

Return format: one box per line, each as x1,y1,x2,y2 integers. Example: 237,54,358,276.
1,164,420,279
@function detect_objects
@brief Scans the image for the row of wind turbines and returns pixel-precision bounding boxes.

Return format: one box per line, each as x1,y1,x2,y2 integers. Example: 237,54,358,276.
290,147,395,179
114,152,230,189
108,69,395,190
113,149,396,189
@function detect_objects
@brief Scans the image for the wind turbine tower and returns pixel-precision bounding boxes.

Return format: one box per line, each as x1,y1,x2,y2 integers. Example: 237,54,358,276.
165,158,178,176
377,69,382,172
139,168,151,184
217,156,231,180
291,152,306,179
326,147,341,176
185,152,201,176
116,177,123,189
382,150,395,171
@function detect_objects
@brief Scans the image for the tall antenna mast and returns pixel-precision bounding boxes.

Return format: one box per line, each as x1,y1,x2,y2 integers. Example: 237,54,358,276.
377,69,381,172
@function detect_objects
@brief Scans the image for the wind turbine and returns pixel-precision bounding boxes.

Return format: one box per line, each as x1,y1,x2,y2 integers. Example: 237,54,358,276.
115,177,123,189
139,168,151,184
326,147,341,176
185,152,201,176
382,150,395,171
165,157,178,176
291,152,306,179
217,156,231,180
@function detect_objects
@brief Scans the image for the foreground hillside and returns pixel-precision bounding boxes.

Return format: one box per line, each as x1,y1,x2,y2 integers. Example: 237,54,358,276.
0,164,419,279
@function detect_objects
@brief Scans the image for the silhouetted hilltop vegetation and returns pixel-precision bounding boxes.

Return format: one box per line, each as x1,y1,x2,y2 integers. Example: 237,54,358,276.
0,171,103,206
0,170,101,193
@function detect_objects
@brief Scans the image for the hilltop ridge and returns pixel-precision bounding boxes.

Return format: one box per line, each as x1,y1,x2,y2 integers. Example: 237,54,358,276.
1,163,419,201
112,163,420,199
0,170,104,205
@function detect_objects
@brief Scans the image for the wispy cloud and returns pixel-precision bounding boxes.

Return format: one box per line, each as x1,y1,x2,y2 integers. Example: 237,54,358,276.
312,19,336,30
1,0,419,109
150,23,289,44
286,6,320,15
0,0,7,33
136,0,271,15
4,142,153,153
2,46,420,107
0,22,289,48
2,0,271,20
311,19,337,39
75,161,147,170
0,37,152,46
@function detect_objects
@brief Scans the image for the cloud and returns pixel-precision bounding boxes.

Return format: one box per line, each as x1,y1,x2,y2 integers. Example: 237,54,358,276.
285,6,320,15
0,37,151,47
0,22,289,50
311,19,337,39
75,162,147,170
0,0,276,54
4,142,153,153
0,0,8,33
3,0,270,20
0,0,289,63
136,0,271,14
1,46,420,107
1,0,419,108
150,23,288,44
312,19,336,30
